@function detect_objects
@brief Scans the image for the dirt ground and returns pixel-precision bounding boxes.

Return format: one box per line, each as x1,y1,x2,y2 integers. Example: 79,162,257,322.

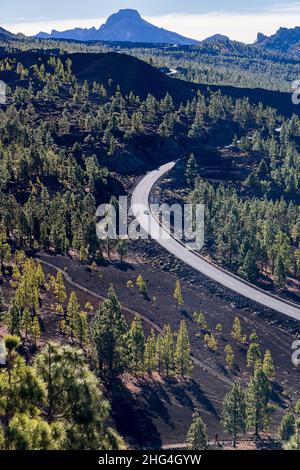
31,249,300,449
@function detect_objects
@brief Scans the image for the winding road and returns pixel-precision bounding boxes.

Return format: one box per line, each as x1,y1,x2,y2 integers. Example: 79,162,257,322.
131,162,300,322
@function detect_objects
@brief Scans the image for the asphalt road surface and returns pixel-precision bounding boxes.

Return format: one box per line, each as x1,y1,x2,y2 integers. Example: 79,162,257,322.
131,162,300,322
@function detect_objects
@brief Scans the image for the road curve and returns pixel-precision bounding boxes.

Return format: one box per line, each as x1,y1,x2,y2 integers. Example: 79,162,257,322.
131,162,300,322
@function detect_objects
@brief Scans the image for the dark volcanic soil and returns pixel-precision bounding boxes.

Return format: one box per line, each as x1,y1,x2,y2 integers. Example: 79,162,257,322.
35,250,300,449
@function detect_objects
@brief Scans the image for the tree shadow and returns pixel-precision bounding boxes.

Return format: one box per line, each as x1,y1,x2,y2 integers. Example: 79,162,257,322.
188,379,220,419
114,261,135,272
180,310,194,322
110,378,166,449
270,382,286,408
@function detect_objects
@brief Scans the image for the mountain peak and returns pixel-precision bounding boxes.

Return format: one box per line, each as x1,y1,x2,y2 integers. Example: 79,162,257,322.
104,9,142,26
202,34,229,43
255,25,300,57
0,26,17,40
35,9,198,45
256,32,267,43
112,9,141,19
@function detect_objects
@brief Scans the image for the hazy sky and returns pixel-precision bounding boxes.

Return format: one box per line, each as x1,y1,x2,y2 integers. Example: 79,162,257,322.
2,1,300,43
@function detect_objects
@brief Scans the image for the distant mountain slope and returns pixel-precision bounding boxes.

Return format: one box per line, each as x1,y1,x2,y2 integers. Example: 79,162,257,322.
254,26,300,57
1,49,299,119
0,26,17,40
36,9,199,45
70,52,196,102
201,34,229,43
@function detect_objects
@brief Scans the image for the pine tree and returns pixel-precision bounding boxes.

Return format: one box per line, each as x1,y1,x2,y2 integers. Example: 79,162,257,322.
136,275,148,298
128,315,145,374
144,329,158,374
31,316,41,347
247,334,261,368
117,239,128,263
51,272,67,304
187,410,208,450
156,334,164,375
5,413,65,450
75,311,89,348
186,154,198,187
284,419,300,450
6,302,22,336
204,333,218,352
34,343,124,449
222,381,246,447
91,285,128,380
246,363,272,437
21,308,32,341
66,292,80,340
161,325,175,376
0,288,4,322
278,400,300,448
238,250,259,283
80,245,87,264
193,311,208,331
274,255,286,288
1,335,45,425
0,232,12,272
174,280,184,308
14,259,40,315
278,411,295,442
10,265,21,289
174,321,193,377
35,263,45,287
224,344,235,369
231,317,242,343
262,350,275,380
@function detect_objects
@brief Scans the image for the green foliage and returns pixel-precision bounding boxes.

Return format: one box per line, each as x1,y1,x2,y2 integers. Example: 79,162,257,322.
117,239,128,262
204,333,218,352
174,320,193,377
215,323,223,336
91,285,128,379
193,311,208,331
136,275,148,298
66,291,80,340
278,411,296,442
187,410,208,450
262,350,275,380
161,325,175,376
246,363,274,436
279,400,300,449
231,317,243,343
174,280,184,308
144,329,158,374
128,315,145,374
224,344,234,370
222,381,246,447
5,413,65,450
247,333,261,368
34,342,123,450
186,154,198,187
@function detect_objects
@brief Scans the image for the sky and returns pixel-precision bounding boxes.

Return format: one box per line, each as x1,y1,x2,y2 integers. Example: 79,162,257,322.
2,1,300,43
